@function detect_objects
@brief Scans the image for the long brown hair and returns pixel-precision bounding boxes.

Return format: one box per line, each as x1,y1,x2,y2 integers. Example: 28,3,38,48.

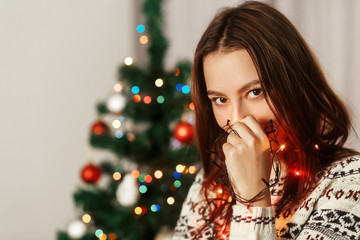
192,0,357,229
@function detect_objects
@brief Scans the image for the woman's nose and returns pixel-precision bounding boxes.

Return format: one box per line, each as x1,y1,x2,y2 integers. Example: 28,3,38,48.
231,104,248,123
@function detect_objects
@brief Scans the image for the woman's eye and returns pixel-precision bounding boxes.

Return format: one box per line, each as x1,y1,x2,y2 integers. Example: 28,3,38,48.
248,88,263,98
212,97,228,105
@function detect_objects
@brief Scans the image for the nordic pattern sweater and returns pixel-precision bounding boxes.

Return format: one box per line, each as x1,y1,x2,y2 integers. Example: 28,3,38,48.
172,155,360,239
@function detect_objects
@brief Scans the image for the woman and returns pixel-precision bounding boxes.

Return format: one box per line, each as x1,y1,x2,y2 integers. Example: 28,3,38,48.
172,1,360,239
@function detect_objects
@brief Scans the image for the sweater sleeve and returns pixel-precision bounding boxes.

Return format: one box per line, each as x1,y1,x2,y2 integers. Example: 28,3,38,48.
172,169,213,240
229,206,277,239
293,157,360,240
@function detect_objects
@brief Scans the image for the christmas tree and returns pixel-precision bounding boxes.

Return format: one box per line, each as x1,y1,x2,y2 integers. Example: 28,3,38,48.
57,0,199,239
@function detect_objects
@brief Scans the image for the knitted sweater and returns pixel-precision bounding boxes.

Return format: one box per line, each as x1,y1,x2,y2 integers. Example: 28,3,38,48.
172,155,360,239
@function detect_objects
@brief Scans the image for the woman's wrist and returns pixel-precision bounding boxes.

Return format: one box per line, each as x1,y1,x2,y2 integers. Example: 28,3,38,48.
235,192,271,207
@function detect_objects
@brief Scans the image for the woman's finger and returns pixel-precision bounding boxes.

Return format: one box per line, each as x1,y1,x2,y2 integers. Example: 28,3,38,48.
240,116,268,140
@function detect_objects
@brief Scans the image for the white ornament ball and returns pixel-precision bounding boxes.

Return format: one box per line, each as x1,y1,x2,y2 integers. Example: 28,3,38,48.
67,220,86,239
116,174,139,207
155,226,174,240
107,94,126,113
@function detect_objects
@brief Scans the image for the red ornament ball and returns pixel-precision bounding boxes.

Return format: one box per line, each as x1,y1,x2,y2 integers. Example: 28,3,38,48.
91,121,109,135
174,122,194,143
81,163,102,184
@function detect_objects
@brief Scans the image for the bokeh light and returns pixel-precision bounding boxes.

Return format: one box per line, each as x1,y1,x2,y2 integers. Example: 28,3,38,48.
155,78,164,87
173,171,181,179
174,180,181,188
124,57,133,66
144,175,153,183
131,86,140,94
99,233,107,240
188,166,197,174
176,83,183,91
140,35,149,44
143,96,152,104
136,24,145,33
115,130,124,139
167,197,175,205
157,96,165,104
95,229,104,238
134,206,142,215
139,185,147,194
112,119,121,129
176,164,185,173
131,170,140,178
113,172,121,181
114,83,123,93
82,214,91,224
154,170,163,179
182,85,190,94
133,94,141,103
189,102,195,110
151,204,160,212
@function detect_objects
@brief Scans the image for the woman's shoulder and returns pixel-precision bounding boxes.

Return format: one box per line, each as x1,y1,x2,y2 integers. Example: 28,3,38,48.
194,168,205,184
323,154,360,179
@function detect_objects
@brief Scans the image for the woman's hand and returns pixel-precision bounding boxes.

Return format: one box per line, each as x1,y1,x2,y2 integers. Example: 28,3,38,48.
223,116,272,207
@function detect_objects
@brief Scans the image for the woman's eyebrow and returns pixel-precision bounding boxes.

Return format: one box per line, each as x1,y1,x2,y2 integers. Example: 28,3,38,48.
237,79,260,93
207,79,260,96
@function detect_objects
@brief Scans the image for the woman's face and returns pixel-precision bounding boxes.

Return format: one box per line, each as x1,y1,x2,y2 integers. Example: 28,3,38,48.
203,49,287,144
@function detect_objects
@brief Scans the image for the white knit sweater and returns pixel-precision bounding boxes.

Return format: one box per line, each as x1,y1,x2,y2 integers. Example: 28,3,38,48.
172,155,360,239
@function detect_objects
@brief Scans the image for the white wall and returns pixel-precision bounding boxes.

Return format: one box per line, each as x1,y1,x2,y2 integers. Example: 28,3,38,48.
0,0,133,239
0,0,359,239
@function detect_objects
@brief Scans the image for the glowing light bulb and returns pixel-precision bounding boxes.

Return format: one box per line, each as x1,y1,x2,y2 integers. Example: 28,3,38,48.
144,175,153,183
188,166,196,174
139,35,149,44
82,214,91,223
134,207,142,215
131,86,140,94
176,83,183,91
95,229,104,238
113,172,121,181
124,57,133,66
176,164,185,173
154,170,163,179
133,95,141,103
280,145,285,151
155,78,164,87
167,197,175,205
157,96,165,104
136,24,145,33
189,102,195,110
173,171,181,179
315,144,319,150
174,180,181,188
131,170,140,178
115,130,123,139
112,119,121,129
114,83,123,93
99,233,107,240
143,96,152,104
139,185,147,194
295,171,300,176
150,204,160,212
182,85,190,94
